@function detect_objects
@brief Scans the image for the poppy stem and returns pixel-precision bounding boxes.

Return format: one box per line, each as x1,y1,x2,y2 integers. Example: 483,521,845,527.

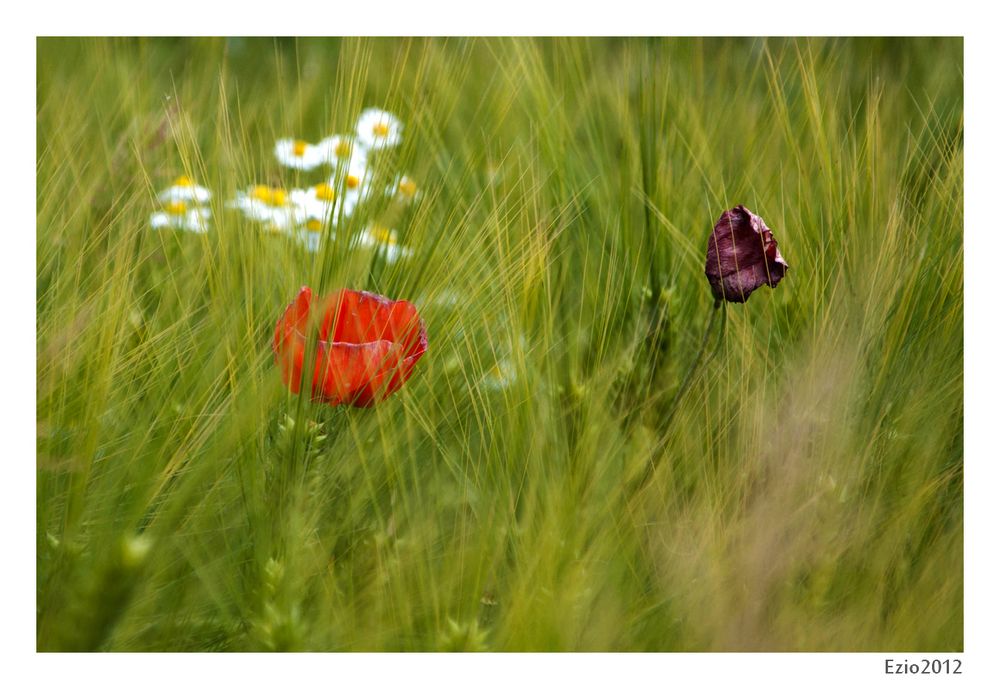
629,299,725,494
663,298,724,428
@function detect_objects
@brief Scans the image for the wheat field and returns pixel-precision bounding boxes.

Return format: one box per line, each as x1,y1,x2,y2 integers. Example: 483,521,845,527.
36,37,963,652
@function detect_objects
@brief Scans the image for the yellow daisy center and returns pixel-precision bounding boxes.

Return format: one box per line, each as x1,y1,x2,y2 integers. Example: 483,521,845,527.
166,200,187,215
313,183,336,202
346,174,360,190
306,218,323,233
371,226,397,245
372,122,390,138
292,140,308,157
334,140,352,158
251,186,287,206
173,175,193,187
398,178,417,198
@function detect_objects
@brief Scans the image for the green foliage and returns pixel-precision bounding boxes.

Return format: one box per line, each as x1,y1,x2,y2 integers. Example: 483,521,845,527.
36,37,963,651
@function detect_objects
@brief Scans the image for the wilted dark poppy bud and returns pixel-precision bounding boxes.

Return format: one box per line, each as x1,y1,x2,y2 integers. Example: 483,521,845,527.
705,205,788,303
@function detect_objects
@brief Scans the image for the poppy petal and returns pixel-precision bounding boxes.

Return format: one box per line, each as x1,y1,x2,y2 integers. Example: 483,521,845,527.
705,206,788,303
273,286,427,407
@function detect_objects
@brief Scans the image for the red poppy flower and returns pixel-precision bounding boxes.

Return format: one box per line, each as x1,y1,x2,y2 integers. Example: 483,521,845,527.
705,205,789,303
273,286,428,407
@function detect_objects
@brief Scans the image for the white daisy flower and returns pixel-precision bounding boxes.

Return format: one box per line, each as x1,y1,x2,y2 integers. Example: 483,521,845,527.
355,108,403,150
318,134,365,167
387,174,420,203
325,154,375,215
329,141,369,179
157,175,212,204
482,358,517,391
229,185,304,233
354,224,413,263
274,138,331,171
481,334,527,391
295,217,334,253
150,200,211,234
289,182,352,225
